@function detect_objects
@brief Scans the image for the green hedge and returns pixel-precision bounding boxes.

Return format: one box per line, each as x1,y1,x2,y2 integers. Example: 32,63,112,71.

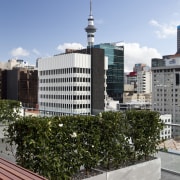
5,110,163,179
0,99,21,123
125,110,163,161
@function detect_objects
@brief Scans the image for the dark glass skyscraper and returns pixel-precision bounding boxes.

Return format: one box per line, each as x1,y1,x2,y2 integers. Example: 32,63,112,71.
94,43,124,102
177,25,180,54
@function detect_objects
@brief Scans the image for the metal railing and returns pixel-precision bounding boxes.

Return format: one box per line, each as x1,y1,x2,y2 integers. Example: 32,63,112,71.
158,123,180,177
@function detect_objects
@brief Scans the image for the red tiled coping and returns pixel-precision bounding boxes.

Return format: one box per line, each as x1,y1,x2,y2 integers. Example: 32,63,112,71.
0,158,47,180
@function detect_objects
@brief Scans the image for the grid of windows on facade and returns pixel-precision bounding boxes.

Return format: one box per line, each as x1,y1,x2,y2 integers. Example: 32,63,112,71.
40,111,91,117
40,102,90,109
175,73,180,85
39,67,91,76
40,85,91,93
161,127,171,139
153,69,173,73
40,94,91,100
160,117,171,140
108,50,124,99
151,59,165,67
161,131,171,139
94,44,124,101
40,86,91,92
39,77,91,84
39,67,91,117
153,69,175,86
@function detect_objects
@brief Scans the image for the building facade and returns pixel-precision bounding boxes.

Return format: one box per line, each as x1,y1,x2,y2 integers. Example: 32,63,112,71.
118,102,151,111
123,92,152,104
0,59,35,70
4,68,38,108
160,114,172,140
133,63,147,72
0,59,38,108
152,54,180,137
126,72,137,92
38,48,107,116
136,70,152,93
94,43,124,102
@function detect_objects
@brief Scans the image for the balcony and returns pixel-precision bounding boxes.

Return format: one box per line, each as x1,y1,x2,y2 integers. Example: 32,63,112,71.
160,151,180,180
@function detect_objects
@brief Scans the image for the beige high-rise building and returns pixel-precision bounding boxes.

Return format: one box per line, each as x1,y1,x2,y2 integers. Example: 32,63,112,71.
137,71,152,94
152,54,180,137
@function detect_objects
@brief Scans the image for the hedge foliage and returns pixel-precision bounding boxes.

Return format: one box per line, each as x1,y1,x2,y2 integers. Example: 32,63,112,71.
0,99,21,123
5,110,163,179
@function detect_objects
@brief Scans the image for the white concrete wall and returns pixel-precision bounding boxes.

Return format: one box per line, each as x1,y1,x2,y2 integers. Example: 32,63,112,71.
38,53,92,116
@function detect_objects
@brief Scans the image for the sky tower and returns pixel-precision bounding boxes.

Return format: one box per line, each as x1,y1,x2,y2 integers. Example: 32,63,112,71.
85,0,97,47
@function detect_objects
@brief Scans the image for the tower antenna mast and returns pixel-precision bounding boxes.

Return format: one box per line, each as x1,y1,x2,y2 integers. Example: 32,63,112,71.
90,0,92,16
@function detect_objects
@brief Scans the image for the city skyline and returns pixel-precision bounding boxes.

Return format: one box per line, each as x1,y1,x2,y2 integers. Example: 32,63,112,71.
0,0,180,71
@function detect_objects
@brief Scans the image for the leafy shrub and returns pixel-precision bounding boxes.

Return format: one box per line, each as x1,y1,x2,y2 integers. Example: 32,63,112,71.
0,100,21,123
125,110,163,161
98,111,130,169
5,110,163,179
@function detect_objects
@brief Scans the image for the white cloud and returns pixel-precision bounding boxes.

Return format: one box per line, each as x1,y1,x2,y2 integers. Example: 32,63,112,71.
57,43,84,52
123,43,162,72
57,42,161,73
11,47,29,57
149,19,177,38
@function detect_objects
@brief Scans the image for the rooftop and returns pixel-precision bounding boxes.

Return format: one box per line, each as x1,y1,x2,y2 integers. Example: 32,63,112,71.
158,150,180,180
0,157,47,180
1,142,180,179
161,170,180,180
159,139,180,151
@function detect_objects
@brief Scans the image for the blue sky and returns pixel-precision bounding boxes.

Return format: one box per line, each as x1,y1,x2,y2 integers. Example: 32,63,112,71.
0,0,180,71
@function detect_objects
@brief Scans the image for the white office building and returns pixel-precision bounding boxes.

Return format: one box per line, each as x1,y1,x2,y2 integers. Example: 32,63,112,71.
38,49,108,116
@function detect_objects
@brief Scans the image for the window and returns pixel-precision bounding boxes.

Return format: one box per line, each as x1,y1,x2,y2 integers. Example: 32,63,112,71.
73,68,76,73
176,73,180,85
